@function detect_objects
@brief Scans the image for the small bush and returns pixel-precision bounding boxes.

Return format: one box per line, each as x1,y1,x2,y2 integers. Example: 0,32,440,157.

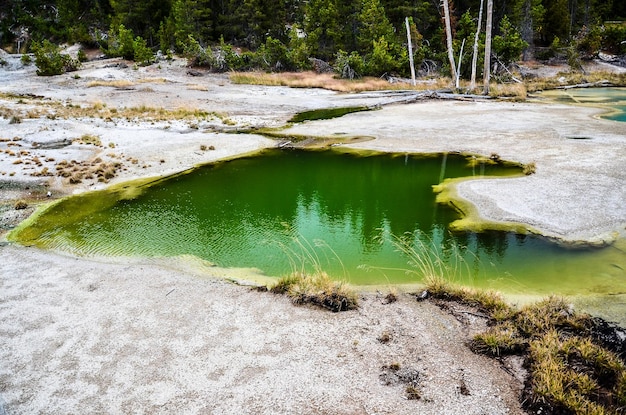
217,37,244,71
366,36,404,76
258,37,292,71
106,24,135,60
32,40,81,76
20,54,32,66
287,25,310,70
602,24,626,55
334,50,365,80
183,35,215,68
133,36,154,66
492,16,528,65
77,49,88,63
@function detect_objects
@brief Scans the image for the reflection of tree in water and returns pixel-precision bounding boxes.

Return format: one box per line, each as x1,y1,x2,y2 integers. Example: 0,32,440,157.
475,231,509,258
32,148,522,276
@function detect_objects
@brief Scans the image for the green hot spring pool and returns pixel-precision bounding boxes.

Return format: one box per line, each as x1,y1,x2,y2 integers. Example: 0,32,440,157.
9,149,626,299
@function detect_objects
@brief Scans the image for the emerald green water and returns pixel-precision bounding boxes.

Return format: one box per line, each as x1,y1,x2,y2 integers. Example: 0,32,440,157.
538,87,626,122
10,149,626,297
288,106,370,123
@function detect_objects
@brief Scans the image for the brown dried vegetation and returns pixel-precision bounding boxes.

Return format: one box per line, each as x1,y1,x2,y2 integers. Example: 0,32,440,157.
54,159,122,184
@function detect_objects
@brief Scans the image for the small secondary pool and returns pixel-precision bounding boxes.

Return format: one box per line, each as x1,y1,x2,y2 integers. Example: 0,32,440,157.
538,87,626,122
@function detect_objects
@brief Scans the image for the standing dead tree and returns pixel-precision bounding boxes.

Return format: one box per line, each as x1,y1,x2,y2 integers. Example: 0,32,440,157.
469,0,484,90
442,0,457,84
483,0,493,95
405,17,416,86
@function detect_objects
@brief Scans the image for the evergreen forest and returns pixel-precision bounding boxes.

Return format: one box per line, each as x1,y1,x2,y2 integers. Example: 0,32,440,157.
1,0,625,78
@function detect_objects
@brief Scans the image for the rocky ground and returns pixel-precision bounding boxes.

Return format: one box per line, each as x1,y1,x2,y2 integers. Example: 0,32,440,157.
1,51,625,414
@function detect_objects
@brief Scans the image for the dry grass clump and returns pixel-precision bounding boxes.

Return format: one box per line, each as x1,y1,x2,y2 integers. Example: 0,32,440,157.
472,321,527,356
230,71,450,93
14,200,28,210
187,84,209,91
488,82,528,100
465,295,592,357
87,80,135,88
74,134,102,146
230,69,626,97
529,330,626,414
55,159,121,184
426,278,626,413
515,296,591,336
137,77,168,84
30,166,52,177
526,71,626,92
44,101,221,124
523,162,537,175
269,236,357,312
424,274,512,319
271,271,358,312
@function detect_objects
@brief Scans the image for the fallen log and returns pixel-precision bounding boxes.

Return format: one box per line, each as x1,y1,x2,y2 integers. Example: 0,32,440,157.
557,80,612,89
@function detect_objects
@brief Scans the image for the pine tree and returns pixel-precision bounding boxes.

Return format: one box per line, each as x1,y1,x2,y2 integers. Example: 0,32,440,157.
110,0,172,45
542,0,571,43
220,0,287,47
171,0,213,48
357,0,396,54
304,0,342,60
382,0,440,37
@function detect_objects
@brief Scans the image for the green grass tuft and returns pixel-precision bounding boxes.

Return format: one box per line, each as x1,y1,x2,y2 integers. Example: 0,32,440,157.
392,231,625,414
471,321,526,356
271,271,358,312
270,235,357,312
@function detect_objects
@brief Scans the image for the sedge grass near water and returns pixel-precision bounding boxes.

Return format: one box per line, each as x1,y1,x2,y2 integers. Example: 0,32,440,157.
270,235,357,312
360,230,495,290
270,233,626,413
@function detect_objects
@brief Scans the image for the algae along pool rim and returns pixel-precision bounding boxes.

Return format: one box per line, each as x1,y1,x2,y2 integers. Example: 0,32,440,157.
9,149,626,299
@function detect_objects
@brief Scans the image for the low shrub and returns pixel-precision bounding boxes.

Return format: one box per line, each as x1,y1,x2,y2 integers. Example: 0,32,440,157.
32,40,81,76
183,35,215,68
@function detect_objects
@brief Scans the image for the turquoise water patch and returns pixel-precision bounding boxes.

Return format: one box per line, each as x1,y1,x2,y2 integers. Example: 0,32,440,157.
538,87,626,122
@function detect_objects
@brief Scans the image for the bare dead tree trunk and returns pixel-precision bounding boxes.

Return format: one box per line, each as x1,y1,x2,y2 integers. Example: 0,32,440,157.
405,17,416,86
456,38,465,89
469,0,484,90
521,0,534,60
442,0,457,83
483,0,493,95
